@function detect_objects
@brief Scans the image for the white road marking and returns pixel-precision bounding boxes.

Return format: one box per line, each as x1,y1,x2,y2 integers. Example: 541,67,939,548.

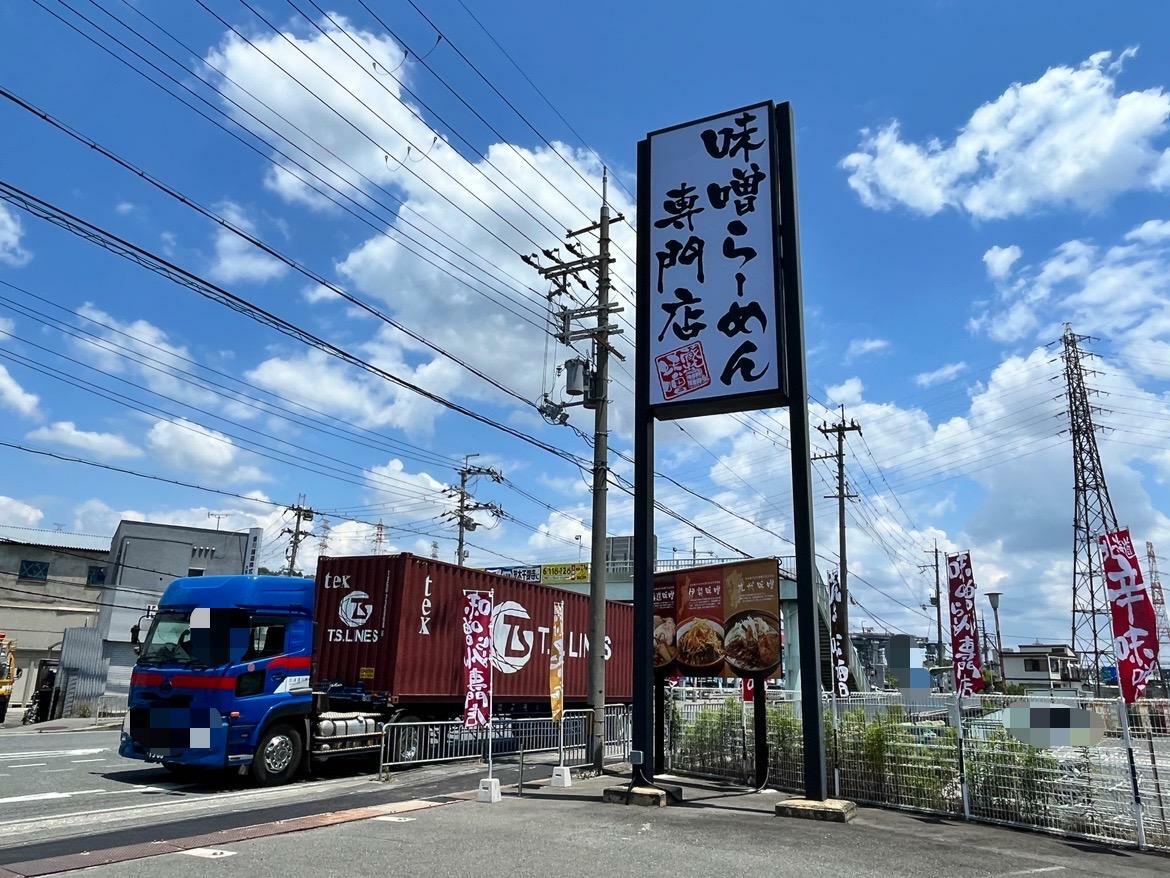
374,816,415,822
44,768,73,773
1000,869,1066,876
181,848,237,859
0,786,166,806
0,748,107,761
7,763,47,768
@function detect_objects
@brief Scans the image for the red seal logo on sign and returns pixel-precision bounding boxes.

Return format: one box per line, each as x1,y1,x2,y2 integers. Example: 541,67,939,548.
656,341,711,400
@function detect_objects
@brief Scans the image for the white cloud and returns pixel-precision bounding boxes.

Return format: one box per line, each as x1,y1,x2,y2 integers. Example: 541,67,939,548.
115,201,136,215
27,421,142,460
207,202,287,284
160,231,177,256
0,496,44,527
841,49,1170,219
914,362,968,388
73,497,279,545
969,216,1170,351
0,363,39,417
826,377,864,405
982,245,1022,280
204,16,638,440
845,338,890,361
145,417,264,483
0,203,31,267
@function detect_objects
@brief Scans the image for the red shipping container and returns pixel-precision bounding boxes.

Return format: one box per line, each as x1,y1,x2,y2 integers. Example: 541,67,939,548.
313,554,632,705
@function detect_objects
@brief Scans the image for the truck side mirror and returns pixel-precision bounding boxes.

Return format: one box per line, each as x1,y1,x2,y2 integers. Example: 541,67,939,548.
14,668,21,679
130,624,140,645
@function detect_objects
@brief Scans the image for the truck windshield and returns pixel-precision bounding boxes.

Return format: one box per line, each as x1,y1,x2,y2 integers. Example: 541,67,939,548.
139,609,241,668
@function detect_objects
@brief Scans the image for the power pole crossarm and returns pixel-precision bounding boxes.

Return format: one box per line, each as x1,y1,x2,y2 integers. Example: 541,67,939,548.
446,454,504,566
282,495,314,576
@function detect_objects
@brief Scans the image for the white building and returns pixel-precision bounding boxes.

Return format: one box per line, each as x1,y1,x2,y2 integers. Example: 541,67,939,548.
1000,643,1082,693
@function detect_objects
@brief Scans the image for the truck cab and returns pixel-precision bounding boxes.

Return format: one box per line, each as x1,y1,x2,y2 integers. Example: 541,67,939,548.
119,575,314,785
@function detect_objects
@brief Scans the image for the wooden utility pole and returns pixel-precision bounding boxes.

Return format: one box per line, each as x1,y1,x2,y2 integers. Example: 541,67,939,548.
815,405,861,639
445,454,503,566
923,540,945,666
523,170,625,771
283,495,314,575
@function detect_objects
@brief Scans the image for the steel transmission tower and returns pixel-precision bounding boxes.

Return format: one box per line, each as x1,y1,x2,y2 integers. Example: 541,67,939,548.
1059,326,1118,692
1146,541,1170,680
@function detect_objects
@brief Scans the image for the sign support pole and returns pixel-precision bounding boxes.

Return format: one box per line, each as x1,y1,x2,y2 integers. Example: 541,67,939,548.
632,136,656,787
775,102,827,802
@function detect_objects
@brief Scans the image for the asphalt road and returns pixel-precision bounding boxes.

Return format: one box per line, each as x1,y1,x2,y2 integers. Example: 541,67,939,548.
40,774,1170,878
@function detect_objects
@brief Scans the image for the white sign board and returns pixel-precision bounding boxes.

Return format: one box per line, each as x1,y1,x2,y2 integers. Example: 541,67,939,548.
645,101,783,414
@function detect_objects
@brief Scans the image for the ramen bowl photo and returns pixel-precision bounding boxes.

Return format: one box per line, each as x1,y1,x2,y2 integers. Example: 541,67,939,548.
723,611,781,673
675,617,725,668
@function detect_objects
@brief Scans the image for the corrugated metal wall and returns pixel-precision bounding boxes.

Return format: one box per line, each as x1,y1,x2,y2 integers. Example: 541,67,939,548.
55,626,106,718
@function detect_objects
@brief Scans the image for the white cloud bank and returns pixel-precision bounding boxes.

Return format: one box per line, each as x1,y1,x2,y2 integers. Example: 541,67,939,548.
0,204,31,267
842,49,1170,219
27,421,142,460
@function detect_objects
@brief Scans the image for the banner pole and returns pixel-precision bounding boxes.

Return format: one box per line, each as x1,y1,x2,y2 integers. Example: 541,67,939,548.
489,589,495,780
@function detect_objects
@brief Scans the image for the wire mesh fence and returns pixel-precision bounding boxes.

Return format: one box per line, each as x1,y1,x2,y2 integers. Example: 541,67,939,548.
665,689,1170,851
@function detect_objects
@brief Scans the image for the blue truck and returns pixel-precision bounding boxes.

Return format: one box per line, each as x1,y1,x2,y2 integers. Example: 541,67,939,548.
121,555,633,785
118,574,333,785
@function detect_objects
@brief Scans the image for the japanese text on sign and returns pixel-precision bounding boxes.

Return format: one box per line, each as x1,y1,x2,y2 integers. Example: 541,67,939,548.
647,102,782,409
828,571,850,698
549,601,565,722
1099,528,1160,704
946,552,984,697
462,591,493,729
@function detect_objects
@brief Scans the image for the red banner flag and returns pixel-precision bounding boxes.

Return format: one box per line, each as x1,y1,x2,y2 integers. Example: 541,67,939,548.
462,590,493,728
1099,528,1160,704
947,551,984,697
742,677,755,703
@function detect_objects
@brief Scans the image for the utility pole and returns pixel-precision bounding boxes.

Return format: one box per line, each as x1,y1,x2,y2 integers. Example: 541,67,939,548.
1146,541,1170,685
445,454,503,567
524,170,624,772
814,405,861,643
1057,325,1117,694
282,495,314,576
921,541,945,668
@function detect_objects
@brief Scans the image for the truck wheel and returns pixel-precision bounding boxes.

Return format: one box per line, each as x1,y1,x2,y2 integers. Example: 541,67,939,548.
390,714,422,764
252,723,303,786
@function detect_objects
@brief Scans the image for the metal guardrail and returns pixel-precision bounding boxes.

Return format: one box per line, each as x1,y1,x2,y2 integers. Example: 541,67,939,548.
379,706,631,781
665,690,1170,851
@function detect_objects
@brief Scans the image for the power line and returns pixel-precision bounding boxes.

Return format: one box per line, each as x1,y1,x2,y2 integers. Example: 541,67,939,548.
0,179,592,470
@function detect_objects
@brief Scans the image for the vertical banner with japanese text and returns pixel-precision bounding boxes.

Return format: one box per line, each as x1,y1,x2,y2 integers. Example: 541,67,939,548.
1098,528,1160,703
827,570,850,697
462,590,493,729
645,101,787,419
550,601,565,722
946,552,984,697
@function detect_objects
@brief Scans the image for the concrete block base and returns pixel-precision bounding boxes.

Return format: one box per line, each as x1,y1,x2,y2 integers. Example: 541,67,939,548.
774,798,857,822
551,766,572,788
477,778,501,803
602,784,683,807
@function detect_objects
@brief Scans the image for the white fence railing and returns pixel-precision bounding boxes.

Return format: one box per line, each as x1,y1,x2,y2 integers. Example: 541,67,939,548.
665,691,1170,851
379,706,631,780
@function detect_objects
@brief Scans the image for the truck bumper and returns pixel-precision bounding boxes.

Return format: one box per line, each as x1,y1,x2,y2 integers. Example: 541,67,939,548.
120,706,232,770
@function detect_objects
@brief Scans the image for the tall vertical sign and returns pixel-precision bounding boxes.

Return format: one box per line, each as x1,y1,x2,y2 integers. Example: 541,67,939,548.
637,101,825,798
828,570,850,697
549,601,565,722
462,591,493,729
946,552,984,697
1099,528,1159,703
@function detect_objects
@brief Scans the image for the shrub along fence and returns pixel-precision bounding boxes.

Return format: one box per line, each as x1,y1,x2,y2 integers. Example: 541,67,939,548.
663,690,1170,851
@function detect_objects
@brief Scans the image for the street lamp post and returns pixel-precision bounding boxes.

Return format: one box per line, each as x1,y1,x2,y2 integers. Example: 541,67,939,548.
691,535,702,564
576,534,583,562
986,592,1005,693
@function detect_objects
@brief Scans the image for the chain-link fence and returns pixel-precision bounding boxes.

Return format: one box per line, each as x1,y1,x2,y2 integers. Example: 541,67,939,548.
665,690,1170,851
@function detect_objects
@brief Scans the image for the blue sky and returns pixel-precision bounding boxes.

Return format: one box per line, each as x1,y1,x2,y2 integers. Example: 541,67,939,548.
2,1,1170,650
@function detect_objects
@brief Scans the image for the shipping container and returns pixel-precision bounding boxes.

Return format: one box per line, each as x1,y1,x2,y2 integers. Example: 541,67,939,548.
313,553,632,707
